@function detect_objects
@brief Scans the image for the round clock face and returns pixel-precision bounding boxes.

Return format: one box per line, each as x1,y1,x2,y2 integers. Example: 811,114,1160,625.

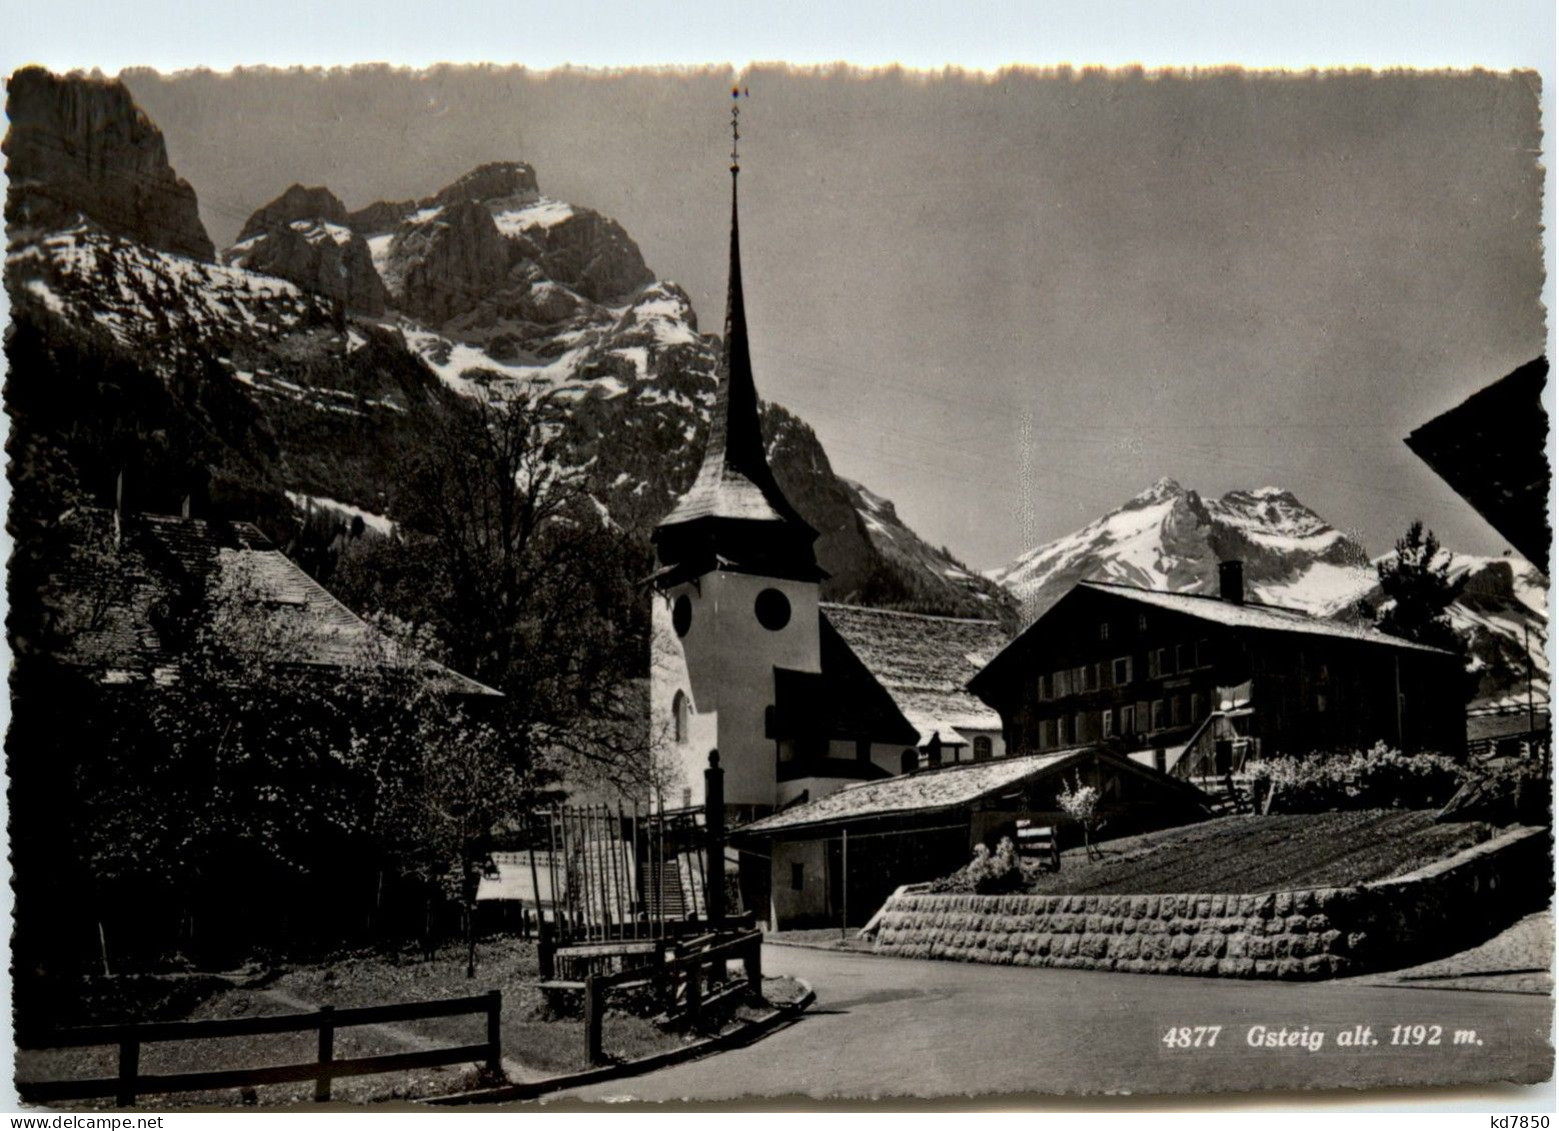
755,587,791,631
672,595,693,638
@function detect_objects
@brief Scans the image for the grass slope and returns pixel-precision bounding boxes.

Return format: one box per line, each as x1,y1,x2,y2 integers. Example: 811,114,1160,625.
1025,811,1495,896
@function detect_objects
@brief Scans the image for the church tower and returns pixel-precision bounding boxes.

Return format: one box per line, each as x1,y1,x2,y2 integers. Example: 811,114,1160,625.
649,93,826,814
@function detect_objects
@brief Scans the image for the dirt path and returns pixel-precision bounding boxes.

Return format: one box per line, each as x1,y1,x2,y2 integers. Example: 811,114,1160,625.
256,985,545,1085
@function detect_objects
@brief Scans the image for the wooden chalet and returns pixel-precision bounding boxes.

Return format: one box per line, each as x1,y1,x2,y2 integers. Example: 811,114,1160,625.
968,562,1468,777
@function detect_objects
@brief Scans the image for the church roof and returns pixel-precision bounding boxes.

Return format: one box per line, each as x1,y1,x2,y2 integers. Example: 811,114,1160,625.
769,613,920,746
654,158,816,551
821,603,1008,744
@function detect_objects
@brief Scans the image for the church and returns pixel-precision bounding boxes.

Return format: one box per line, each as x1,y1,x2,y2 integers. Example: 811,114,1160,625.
646,120,1032,903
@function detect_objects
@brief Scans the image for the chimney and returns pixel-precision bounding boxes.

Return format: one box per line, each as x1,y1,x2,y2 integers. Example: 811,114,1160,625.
1218,560,1245,604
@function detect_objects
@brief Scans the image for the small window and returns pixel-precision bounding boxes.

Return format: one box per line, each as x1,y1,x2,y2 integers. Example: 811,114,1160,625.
1171,695,1184,727
1075,712,1088,742
973,735,993,761
672,690,690,743
1101,709,1115,739
791,862,804,891
1037,673,1049,701
1099,621,1110,641
1056,715,1070,746
1138,613,1148,632
1174,643,1188,673
1113,656,1132,686
1190,693,1205,723
1120,704,1136,736
1150,699,1166,731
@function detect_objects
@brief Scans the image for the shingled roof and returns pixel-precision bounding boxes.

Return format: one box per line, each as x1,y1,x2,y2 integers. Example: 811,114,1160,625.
737,746,1098,835
821,603,1008,745
47,508,498,696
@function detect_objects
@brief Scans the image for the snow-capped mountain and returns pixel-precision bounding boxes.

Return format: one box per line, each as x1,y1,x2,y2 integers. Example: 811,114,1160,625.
4,67,1003,619
989,477,1548,710
989,477,1372,617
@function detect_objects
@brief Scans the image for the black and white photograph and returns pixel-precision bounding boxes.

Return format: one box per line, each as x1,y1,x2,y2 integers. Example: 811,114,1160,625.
1,0,1554,1114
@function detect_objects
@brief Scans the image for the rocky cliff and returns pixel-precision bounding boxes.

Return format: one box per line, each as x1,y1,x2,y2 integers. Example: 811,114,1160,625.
3,67,214,261
4,69,1009,623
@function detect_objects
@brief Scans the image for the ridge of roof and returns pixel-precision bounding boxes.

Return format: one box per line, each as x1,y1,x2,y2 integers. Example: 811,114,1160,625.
1075,578,1455,656
820,601,1003,627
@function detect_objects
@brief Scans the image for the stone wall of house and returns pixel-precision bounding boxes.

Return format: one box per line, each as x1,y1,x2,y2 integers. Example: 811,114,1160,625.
871,826,1549,979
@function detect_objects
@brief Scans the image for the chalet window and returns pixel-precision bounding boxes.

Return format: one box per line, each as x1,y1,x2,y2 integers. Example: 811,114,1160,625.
1191,692,1205,724
1150,699,1167,731
1175,643,1189,673
1084,664,1101,692
1075,712,1089,743
973,736,993,761
791,862,805,891
1052,669,1068,698
1120,704,1136,736
1101,709,1116,739
1073,666,1087,694
1171,695,1184,727
1056,714,1070,746
1147,649,1164,679
1113,656,1133,685
1037,674,1049,701
1138,613,1148,632
1099,621,1110,641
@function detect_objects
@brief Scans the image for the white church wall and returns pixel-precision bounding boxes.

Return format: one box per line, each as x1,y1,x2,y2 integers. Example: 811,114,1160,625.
650,570,821,810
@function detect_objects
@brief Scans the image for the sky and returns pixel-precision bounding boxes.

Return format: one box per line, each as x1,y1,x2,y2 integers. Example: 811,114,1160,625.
2,0,1547,576
111,64,1546,572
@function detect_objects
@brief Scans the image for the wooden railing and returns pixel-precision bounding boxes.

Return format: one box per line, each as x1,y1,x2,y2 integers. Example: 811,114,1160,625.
17,991,502,1106
583,929,763,1065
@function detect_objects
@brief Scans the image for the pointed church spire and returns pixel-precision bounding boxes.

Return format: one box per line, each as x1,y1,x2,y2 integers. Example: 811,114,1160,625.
652,87,822,585
710,91,767,490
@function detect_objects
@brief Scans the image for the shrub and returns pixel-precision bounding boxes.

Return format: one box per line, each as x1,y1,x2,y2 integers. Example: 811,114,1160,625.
930,836,1026,894
1247,743,1464,813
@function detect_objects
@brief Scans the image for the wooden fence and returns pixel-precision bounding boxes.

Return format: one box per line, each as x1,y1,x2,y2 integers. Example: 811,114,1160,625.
582,929,763,1065
17,991,502,1106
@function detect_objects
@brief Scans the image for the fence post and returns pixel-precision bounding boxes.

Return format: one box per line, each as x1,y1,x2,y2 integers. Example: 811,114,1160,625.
705,750,726,925
743,933,762,996
315,1005,335,1102
538,915,555,981
116,1029,140,1107
686,959,703,1026
584,974,604,1066
485,990,502,1077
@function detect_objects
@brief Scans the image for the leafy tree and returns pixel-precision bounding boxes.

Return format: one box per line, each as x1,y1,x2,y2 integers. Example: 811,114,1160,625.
334,385,657,797
1057,770,1103,860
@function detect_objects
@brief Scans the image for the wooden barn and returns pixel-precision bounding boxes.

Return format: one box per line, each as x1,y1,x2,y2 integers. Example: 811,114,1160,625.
968,562,1468,773
734,746,1209,929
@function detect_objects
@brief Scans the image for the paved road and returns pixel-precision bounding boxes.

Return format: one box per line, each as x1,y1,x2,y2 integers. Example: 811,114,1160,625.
558,944,1553,1103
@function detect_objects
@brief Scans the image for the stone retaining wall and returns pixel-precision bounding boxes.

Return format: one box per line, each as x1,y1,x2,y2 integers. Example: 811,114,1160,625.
871,826,1549,979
